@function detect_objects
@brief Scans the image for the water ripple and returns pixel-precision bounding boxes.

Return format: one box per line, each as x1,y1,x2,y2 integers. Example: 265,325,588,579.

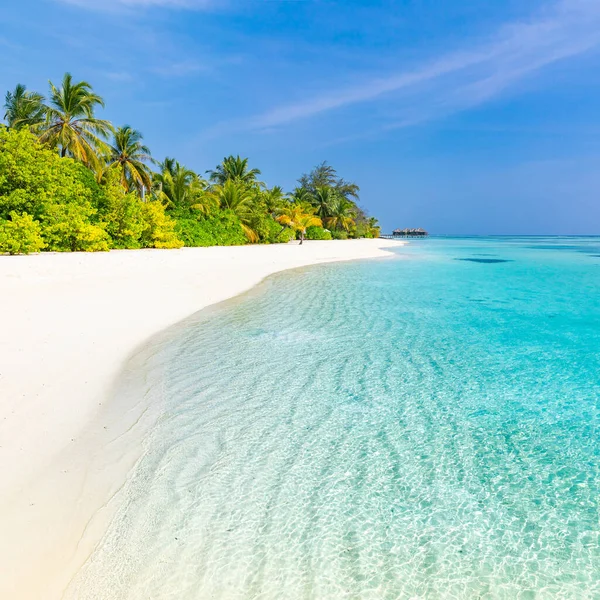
66,240,600,599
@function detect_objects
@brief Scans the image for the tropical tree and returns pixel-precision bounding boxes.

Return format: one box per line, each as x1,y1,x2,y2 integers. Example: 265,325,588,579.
207,155,263,186
211,179,259,242
325,195,357,232
311,186,338,220
262,185,286,216
298,162,337,191
153,158,214,214
366,216,381,238
106,125,154,196
276,204,322,245
288,186,314,205
298,161,360,201
38,73,113,171
3,84,45,130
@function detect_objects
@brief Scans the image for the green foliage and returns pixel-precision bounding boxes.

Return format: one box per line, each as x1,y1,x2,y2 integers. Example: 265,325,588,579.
298,161,360,201
152,158,211,212
140,201,183,249
297,163,363,234
175,210,247,247
249,211,283,244
325,196,357,233
0,126,109,251
1,77,383,253
0,127,90,218
0,212,44,254
3,84,45,130
305,225,332,240
0,126,185,252
208,155,262,186
42,201,110,252
351,214,380,239
276,203,322,244
211,179,260,242
261,186,286,215
38,73,113,172
276,227,296,243
331,229,349,240
98,172,145,248
107,125,154,194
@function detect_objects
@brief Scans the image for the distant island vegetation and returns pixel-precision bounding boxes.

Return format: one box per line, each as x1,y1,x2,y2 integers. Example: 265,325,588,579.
0,73,381,255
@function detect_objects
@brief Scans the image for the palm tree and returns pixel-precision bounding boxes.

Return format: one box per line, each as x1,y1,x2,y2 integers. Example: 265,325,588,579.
211,179,258,242
289,186,314,205
107,125,154,196
207,155,263,186
325,196,357,232
262,185,286,216
38,73,113,170
276,204,322,245
153,158,213,213
366,216,381,238
3,84,45,129
312,187,337,220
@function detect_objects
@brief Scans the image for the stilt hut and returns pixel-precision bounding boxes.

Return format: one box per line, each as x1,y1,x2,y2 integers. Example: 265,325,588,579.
392,228,429,238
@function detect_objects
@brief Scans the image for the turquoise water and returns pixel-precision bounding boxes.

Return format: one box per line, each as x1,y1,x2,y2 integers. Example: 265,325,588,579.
67,238,600,599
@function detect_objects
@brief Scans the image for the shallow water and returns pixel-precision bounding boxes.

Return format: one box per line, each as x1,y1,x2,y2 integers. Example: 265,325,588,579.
66,238,600,599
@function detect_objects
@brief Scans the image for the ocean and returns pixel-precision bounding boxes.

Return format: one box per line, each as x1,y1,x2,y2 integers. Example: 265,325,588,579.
66,237,600,599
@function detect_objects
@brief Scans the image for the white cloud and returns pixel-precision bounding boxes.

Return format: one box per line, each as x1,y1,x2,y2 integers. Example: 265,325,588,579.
243,0,600,131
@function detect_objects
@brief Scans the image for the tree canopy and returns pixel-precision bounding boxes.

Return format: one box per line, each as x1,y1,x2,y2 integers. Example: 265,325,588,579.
1,72,381,254
107,125,154,194
4,84,45,130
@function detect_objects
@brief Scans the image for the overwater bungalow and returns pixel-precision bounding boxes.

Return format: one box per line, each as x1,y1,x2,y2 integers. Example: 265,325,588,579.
391,228,429,238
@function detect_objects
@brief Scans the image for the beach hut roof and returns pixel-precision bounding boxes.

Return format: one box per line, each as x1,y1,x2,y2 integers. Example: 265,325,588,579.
391,227,429,236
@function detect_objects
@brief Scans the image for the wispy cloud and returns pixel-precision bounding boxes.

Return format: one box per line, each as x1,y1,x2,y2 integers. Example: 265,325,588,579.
238,0,600,133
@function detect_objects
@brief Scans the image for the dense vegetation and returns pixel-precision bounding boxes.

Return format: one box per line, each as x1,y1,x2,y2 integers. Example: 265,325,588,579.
1,74,380,254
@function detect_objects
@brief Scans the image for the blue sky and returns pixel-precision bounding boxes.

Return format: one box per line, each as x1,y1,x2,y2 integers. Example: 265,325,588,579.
2,0,600,233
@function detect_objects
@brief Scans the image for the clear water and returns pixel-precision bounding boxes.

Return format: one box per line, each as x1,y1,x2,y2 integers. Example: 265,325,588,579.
66,238,600,599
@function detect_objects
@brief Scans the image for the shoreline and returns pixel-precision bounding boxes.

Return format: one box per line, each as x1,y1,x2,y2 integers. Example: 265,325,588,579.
0,239,405,600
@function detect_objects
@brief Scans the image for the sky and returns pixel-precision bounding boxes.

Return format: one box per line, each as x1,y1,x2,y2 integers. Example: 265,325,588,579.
2,0,600,234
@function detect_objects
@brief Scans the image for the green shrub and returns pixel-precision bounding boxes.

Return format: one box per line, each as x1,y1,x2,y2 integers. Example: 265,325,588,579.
174,217,216,247
0,212,45,254
174,210,247,247
352,220,373,238
0,127,103,221
276,227,296,243
249,212,283,244
141,202,183,249
98,172,145,249
0,127,111,252
330,229,349,240
42,202,110,252
305,225,332,240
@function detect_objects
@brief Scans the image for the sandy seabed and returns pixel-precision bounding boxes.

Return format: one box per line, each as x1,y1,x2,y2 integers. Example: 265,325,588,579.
0,239,404,600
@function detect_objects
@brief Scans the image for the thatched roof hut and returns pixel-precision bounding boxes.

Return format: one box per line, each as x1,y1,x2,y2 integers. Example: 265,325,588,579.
392,228,429,237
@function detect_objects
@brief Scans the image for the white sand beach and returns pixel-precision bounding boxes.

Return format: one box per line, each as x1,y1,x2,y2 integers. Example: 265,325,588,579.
0,239,403,600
